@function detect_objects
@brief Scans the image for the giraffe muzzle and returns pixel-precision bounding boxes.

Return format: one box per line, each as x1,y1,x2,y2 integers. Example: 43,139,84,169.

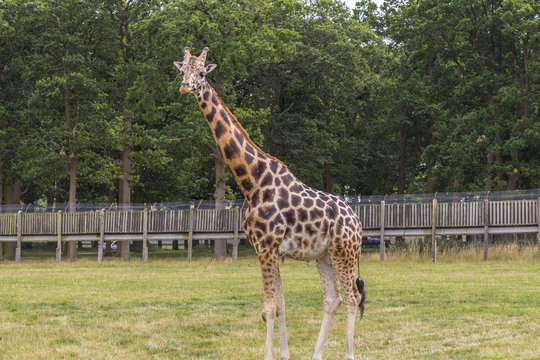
180,86,190,94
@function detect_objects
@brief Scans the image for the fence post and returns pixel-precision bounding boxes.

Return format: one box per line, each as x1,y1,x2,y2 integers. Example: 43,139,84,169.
484,198,489,261
56,211,62,263
379,200,385,262
142,208,148,263
232,207,240,264
98,209,105,263
431,198,438,263
188,205,194,263
15,211,22,264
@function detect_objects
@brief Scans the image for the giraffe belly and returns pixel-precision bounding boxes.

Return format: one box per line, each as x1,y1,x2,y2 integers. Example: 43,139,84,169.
278,231,328,261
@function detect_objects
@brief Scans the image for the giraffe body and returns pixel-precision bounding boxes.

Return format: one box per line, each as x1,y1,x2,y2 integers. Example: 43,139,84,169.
175,47,364,360
243,182,362,263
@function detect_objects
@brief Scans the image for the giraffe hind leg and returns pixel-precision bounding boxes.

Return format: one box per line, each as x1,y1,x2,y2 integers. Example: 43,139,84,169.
312,257,341,360
258,246,289,360
335,261,359,360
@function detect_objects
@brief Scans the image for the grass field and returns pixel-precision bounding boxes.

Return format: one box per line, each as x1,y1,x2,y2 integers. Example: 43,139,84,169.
1,247,539,359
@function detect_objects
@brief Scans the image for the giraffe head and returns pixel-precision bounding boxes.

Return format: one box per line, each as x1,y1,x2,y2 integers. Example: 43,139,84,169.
174,47,217,94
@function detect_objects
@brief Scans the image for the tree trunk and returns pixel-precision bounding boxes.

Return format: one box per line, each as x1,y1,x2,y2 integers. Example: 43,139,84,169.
118,116,132,262
0,155,3,211
128,134,142,254
426,165,435,193
508,37,529,190
67,154,77,262
322,164,333,194
425,129,436,193
426,54,437,193
495,142,503,187
486,153,494,191
396,126,410,247
2,179,21,260
116,0,133,262
507,148,519,190
485,99,500,191
64,75,78,262
212,145,227,260
118,142,131,261
398,129,407,194
120,142,131,211
8,180,21,206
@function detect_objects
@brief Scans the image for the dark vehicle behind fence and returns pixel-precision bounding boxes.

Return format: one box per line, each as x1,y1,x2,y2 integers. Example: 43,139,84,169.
362,237,391,248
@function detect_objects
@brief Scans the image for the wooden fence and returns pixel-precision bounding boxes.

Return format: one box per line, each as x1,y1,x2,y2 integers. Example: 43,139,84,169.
1,198,539,263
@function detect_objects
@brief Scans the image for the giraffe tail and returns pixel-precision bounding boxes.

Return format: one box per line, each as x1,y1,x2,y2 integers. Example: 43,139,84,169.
356,277,365,319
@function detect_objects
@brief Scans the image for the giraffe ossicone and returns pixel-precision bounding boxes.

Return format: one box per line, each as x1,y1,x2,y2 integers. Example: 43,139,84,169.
175,46,365,360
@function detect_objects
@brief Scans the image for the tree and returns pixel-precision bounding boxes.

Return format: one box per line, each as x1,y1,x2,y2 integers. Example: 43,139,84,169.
380,0,540,192
28,0,120,260
99,0,166,259
0,0,44,258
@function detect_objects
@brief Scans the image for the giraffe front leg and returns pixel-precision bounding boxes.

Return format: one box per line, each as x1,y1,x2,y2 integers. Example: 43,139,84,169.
258,248,285,360
261,271,276,360
262,308,275,360
275,269,290,360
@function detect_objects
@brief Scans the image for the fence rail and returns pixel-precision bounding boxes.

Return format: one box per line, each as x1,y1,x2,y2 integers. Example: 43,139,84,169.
1,198,539,263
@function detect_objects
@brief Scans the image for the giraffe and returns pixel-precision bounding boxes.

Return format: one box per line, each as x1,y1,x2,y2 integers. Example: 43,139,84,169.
174,47,365,360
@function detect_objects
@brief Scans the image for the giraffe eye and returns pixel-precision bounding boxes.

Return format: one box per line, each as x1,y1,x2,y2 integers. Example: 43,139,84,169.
179,70,184,76
199,72,206,77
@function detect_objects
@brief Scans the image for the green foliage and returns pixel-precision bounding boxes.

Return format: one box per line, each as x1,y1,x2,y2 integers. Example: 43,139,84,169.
1,0,539,206
379,0,540,192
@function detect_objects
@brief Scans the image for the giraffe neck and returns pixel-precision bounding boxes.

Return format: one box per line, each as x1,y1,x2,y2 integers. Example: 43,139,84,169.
195,83,289,202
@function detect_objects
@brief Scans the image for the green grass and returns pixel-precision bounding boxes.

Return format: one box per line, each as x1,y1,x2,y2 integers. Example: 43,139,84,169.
1,250,539,359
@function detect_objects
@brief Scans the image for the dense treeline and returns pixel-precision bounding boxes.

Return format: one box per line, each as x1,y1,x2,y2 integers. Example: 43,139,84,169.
1,0,539,209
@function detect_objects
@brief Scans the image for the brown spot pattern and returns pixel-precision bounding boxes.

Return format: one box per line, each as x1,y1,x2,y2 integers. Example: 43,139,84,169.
234,165,247,177
206,107,216,122
263,189,275,202
224,140,239,159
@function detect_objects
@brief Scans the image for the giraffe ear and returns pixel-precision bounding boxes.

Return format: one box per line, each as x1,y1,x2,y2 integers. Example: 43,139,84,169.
173,62,183,72
206,64,217,73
